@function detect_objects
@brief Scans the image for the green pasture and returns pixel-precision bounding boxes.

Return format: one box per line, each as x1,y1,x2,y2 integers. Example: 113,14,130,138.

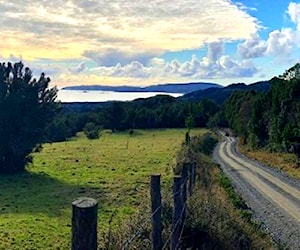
0,129,205,249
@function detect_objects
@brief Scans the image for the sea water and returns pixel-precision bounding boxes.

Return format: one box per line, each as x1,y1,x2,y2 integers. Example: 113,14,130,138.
57,89,183,102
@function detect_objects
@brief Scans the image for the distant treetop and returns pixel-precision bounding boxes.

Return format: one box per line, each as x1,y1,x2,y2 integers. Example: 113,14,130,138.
279,63,300,81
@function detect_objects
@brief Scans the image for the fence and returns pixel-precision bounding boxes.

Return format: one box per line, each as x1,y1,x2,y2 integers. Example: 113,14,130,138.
71,162,197,250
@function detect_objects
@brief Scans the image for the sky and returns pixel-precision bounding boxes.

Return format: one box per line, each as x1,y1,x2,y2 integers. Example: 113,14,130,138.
1,0,300,87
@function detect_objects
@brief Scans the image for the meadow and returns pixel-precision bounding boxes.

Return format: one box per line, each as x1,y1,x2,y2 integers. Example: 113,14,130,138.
0,129,205,249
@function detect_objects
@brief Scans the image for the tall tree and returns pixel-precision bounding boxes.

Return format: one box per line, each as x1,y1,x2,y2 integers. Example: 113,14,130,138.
0,62,58,173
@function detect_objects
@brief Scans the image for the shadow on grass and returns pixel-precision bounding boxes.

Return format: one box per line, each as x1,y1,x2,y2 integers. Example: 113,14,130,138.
0,171,107,217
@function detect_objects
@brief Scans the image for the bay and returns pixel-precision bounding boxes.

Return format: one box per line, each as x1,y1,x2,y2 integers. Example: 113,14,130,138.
57,89,183,102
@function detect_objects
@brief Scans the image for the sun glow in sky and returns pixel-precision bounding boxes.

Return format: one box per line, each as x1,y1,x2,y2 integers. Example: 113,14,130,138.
1,0,300,87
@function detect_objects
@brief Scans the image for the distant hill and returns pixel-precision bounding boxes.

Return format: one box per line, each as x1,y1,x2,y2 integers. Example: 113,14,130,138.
62,82,221,94
179,81,270,105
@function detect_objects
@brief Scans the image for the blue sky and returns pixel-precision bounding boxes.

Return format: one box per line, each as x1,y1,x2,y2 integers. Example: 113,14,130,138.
1,0,300,87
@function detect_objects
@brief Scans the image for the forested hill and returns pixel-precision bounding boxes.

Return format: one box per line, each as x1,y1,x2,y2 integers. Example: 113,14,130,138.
180,81,270,105
60,80,270,112
62,82,221,94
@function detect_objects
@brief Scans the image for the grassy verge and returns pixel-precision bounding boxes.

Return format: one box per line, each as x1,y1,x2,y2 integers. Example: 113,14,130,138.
179,135,274,249
0,129,206,249
239,145,300,180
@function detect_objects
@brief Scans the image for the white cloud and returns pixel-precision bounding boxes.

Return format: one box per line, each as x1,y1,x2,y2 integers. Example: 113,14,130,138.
207,41,223,63
266,28,294,56
238,28,295,59
92,61,152,78
238,34,267,58
0,0,259,60
288,2,300,29
69,62,86,73
238,2,300,60
88,41,259,81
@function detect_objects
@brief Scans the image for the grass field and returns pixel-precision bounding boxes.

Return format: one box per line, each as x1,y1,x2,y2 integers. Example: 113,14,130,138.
0,129,205,249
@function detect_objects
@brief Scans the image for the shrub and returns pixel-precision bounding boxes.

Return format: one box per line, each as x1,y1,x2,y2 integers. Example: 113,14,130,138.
83,122,101,139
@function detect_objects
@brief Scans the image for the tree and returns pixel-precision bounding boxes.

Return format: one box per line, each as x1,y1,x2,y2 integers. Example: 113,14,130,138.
0,62,58,174
83,122,101,139
185,114,195,132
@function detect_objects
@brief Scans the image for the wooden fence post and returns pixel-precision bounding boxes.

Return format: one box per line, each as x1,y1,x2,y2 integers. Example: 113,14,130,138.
171,176,182,250
191,162,196,188
72,197,98,250
188,163,193,196
181,164,188,225
151,174,162,250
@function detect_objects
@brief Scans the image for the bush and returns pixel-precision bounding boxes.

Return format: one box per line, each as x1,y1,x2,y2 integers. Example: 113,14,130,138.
191,133,218,155
83,122,101,139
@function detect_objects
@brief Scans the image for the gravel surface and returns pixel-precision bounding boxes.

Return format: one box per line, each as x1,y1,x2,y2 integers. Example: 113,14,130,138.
213,137,300,249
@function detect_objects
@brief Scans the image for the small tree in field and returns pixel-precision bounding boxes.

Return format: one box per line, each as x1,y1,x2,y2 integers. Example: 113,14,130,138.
0,62,58,174
185,114,195,146
185,114,195,132
83,122,101,139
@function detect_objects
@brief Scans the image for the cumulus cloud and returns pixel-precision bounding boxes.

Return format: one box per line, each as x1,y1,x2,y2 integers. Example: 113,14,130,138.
88,41,259,81
239,2,300,60
92,61,152,78
266,28,294,56
169,47,259,79
288,2,300,29
208,41,224,64
238,29,295,59
238,34,267,58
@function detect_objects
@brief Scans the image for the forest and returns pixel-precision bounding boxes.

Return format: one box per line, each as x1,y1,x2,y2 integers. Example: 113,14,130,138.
46,64,300,155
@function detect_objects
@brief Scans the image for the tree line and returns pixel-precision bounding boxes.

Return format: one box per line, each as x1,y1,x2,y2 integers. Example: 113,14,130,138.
1,62,299,174
45,95,219,142
218,64,300,152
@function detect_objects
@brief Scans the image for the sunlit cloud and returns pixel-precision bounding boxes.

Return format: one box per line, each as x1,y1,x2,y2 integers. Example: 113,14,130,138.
3,0,294,86
0,0,258,60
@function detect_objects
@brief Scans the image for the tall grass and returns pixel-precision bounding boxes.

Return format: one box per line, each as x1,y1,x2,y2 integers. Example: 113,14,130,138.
239,145,300,180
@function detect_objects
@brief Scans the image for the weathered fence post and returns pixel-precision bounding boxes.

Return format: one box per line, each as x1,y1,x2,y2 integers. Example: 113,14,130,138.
181,164,188,226
171,176,183,250
188,163,193,196
72,197,98,250
188,162,197,196
151,174,162,250
191,162,196,188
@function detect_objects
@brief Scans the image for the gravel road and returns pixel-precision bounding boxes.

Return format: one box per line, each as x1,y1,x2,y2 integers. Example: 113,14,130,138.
213,136,300,249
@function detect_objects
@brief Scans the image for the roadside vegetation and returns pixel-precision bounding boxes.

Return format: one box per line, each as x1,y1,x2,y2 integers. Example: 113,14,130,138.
102,134,274,249
239,145,300,180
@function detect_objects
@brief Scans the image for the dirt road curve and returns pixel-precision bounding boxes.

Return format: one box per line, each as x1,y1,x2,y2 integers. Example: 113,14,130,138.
213,136,300,249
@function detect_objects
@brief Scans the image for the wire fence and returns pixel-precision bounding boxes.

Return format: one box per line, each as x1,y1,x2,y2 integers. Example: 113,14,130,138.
119,162,196,250
71,162,196,250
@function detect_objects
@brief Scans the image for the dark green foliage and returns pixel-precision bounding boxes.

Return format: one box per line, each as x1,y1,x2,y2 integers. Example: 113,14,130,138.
191,133,218,155
219,174,248,210
46,95,220,140
83,122,101,139
222,64,300,152
180,81,270,105
185,114,195,132
0,62,58,173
